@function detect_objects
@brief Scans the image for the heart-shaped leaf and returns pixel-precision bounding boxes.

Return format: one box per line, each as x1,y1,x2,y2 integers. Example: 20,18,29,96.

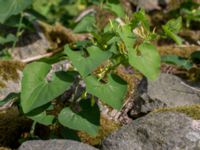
29,111,55,125
58,99,100,136
128,42,160,80
85,74,127,110
21,62,75,113
0,0,33,23
65,45,112,77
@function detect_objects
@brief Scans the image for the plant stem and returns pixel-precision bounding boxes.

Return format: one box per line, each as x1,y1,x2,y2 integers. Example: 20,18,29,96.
30,121,37,137
12,12,24,50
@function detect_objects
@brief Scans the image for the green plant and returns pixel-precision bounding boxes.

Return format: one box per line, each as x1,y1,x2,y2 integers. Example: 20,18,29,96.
168,0,200,28
0,0,161,138
0,0,32,23
0,0,33,58
162,17,183,45
181,7,200,27
19,8,160,137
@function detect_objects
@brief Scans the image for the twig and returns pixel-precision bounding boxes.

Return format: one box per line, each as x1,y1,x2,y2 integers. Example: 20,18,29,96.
180,81,200,92
21,50,61,63
75,7,96,23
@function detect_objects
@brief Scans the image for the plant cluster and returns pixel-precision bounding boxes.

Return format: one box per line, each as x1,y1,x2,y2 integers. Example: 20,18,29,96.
20,7,161,136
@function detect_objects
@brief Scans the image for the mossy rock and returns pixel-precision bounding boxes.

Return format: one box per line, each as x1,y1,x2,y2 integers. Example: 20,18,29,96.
153,104,200,120
0,60,24,100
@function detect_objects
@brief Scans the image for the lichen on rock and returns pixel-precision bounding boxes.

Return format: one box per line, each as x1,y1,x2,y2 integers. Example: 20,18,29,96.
102,112,200,150
154,104,200,120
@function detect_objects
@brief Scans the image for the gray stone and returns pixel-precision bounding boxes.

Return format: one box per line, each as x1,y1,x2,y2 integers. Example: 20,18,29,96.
130,73,200,118
18,140,98,150
101,112,200,150
129,0,200,11
129,0,171,11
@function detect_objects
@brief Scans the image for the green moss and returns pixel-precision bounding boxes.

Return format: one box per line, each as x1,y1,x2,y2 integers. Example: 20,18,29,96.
0,82,6,88
0,147,11,150
153,105,200,120
0,61,24,88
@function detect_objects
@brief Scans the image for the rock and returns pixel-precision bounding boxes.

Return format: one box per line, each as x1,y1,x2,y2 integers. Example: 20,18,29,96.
130,73,200,118
129,0,161,11
101,112,200,150
129,0,172,11
129,0,200,11
18,140,98,150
